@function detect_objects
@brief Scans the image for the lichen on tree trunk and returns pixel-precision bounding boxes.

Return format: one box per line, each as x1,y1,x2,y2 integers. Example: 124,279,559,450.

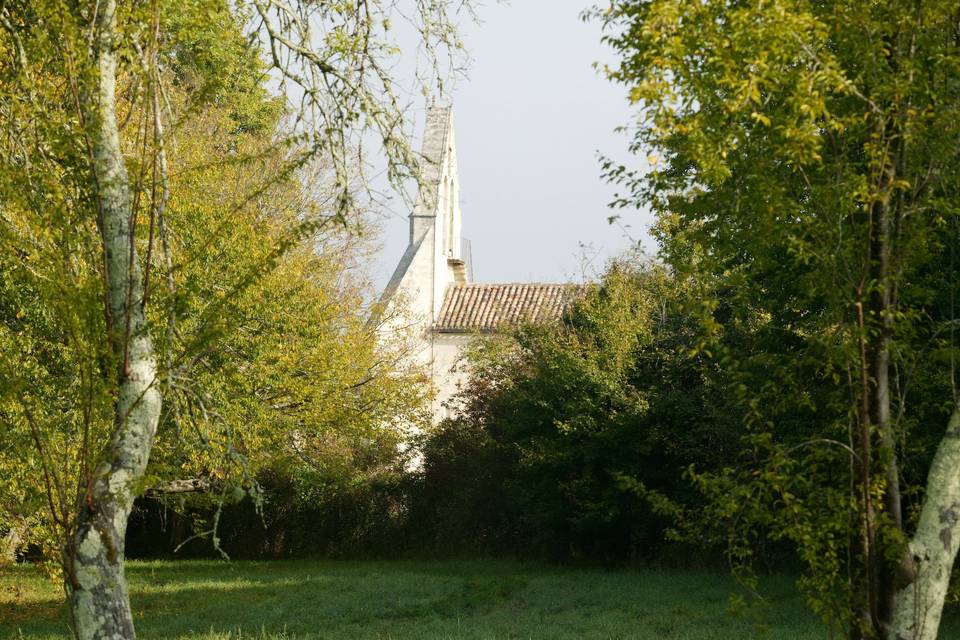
64,1,163,638
889,406,960,640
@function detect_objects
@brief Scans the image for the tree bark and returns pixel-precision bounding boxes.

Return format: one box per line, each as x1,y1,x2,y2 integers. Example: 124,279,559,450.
888,406,960,640
64,2,162,638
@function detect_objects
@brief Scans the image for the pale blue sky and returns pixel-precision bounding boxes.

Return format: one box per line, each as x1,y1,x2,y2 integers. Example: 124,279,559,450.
370,1,653,288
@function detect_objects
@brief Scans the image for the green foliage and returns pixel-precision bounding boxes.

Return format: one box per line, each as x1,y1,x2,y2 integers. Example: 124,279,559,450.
163,1,282,134
417,260,741,560
412,409,513,554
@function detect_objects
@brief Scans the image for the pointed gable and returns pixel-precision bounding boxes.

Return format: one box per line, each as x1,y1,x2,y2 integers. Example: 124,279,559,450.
378,105,466,327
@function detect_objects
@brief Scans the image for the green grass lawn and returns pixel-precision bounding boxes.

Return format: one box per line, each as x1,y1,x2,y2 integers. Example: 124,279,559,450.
1,559,956,639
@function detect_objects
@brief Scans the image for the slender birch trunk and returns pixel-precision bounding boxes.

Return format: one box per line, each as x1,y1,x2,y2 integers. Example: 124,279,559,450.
888,406,960,640
64,2,162,638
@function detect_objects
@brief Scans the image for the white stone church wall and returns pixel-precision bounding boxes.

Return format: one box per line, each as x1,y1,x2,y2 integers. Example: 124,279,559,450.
431,333,477,420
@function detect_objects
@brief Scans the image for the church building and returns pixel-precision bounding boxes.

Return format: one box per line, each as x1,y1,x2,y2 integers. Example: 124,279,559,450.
378,106,582,422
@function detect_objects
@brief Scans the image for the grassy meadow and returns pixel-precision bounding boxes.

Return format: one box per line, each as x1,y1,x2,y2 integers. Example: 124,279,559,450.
3,558,941,639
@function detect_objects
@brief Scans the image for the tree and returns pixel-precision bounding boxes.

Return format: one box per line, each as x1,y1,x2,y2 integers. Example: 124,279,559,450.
133,89,429,557
594,1,960,637
0,1,465,637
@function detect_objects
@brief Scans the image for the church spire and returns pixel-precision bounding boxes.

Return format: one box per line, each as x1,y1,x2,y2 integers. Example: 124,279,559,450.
379,105,466,330
410,105,457,244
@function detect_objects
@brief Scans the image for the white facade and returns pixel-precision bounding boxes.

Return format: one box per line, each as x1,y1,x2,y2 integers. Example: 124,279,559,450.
430,332,474,420
378,107,473,421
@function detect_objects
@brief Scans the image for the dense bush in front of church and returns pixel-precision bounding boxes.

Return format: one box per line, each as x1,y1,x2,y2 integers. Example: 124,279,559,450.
411,263,745,562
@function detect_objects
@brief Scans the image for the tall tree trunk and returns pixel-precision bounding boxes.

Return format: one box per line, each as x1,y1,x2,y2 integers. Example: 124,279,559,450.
888,406,960,640
64,2,162,638
873,187,904,634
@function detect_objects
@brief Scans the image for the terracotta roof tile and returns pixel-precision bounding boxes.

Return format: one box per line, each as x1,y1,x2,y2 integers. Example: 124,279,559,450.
435,283,586,333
